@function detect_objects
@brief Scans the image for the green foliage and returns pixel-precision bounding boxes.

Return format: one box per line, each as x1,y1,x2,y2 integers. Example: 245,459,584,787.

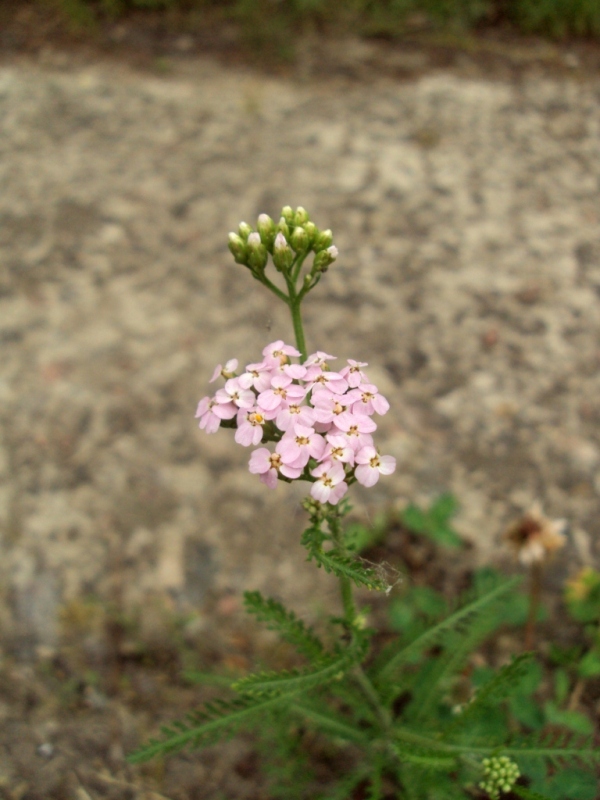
243,591,325,660
512,0,600,37
128,692,296,762
301,521,390,592
443,653,535,741
44,0,600,42
232,653,355,697
401,493,464,549
373,575,521,684
126,465,597,796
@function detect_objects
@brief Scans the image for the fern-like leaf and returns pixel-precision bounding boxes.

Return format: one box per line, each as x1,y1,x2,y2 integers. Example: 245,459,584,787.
443,653,535,741
408,604,501,725
310,548,388,592
392,739,457,771
243,590,325,660
128,693,293,763
504,732,600,767
373,576,521,685
233,652,352,697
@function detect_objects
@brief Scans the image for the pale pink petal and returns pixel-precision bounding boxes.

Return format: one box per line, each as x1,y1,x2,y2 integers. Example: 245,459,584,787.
355,464,380,487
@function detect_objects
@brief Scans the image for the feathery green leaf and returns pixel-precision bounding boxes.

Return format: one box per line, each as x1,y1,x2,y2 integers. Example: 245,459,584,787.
443,653,535,741
373,576,521,684
243,590,325,660
128,693,293,763
232,652,353,697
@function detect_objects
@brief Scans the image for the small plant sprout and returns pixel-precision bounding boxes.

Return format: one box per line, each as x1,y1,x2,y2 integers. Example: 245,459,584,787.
129,208,600,800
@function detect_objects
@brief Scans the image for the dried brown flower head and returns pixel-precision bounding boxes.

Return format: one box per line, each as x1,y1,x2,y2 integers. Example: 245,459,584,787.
504,504,567,566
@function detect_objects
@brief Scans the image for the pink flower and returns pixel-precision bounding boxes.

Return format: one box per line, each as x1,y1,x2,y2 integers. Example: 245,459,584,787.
277,424,326,468
215,377,255,409
339,359,368,388
304,366,348,395
276,401,315,432
242,361,275,393
310,461,348,505
305,351,336,367
195,396,236,434
235,408,268,447
263,340,301,366
257,375,305,413
346,383,390,416
209,359,239,383
249,448,302,489
312,390,354,427
331,413,377,451
323,434,355,466
354,446,396,487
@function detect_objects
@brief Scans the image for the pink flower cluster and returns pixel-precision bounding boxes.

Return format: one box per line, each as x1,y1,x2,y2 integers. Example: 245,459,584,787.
196,341,396,505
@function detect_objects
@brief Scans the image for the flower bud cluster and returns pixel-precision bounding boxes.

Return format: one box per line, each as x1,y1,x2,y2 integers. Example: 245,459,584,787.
479,756,520,799
196,341,396,505
228,207,338,279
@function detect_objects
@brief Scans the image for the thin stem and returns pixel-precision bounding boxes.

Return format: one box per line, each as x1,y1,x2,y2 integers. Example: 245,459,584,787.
259,274,289,305
353,666,394,735
289,299,307,362
292,252,308,284
525,561,542,650
326,506,393,740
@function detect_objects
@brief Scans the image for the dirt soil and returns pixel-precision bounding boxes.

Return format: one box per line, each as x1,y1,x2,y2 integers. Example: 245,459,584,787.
1,15,600,799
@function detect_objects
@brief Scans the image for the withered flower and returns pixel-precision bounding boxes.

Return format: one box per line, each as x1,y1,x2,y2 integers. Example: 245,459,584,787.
504,504,567,566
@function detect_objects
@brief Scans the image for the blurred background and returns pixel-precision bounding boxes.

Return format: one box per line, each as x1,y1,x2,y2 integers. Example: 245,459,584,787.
1,2,600,797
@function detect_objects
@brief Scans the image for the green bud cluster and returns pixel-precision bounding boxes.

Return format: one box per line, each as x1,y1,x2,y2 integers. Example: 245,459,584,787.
479,756,520,799
227,206,338,281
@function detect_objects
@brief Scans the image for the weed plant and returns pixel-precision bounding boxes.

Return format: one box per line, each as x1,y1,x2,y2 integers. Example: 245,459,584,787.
128,208,599,799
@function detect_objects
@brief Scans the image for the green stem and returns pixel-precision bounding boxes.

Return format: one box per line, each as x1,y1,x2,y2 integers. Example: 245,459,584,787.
353,666,394,736
260,274,289,305
292,252,308,284
326,506,394,740
289,298,307,361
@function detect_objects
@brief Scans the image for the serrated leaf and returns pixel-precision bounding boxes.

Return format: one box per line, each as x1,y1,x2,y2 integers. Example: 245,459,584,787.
374,576,521,684
232,653,353,697
443,653,535,740
243,591,324,660
128,692,293,763
310,548,388,592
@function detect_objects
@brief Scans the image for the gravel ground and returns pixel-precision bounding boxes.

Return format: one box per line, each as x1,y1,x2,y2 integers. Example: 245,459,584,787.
1,41,599,797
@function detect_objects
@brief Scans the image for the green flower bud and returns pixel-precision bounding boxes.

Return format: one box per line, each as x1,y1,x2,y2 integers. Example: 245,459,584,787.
247,231,267,272
290,225,310,254
272,232,294,273
314,228,333,251
303,221,317,246
277,217,290,240
294,206,309,226
280,206,294,226
238,221,252,240
313,244,338,273
228,232,247,264
257,213,276,249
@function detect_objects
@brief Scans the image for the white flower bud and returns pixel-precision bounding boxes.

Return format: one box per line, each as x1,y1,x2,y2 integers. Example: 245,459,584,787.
247,232,261,248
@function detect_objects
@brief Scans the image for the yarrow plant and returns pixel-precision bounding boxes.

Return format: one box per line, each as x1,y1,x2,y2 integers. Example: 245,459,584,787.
130,207,599,800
